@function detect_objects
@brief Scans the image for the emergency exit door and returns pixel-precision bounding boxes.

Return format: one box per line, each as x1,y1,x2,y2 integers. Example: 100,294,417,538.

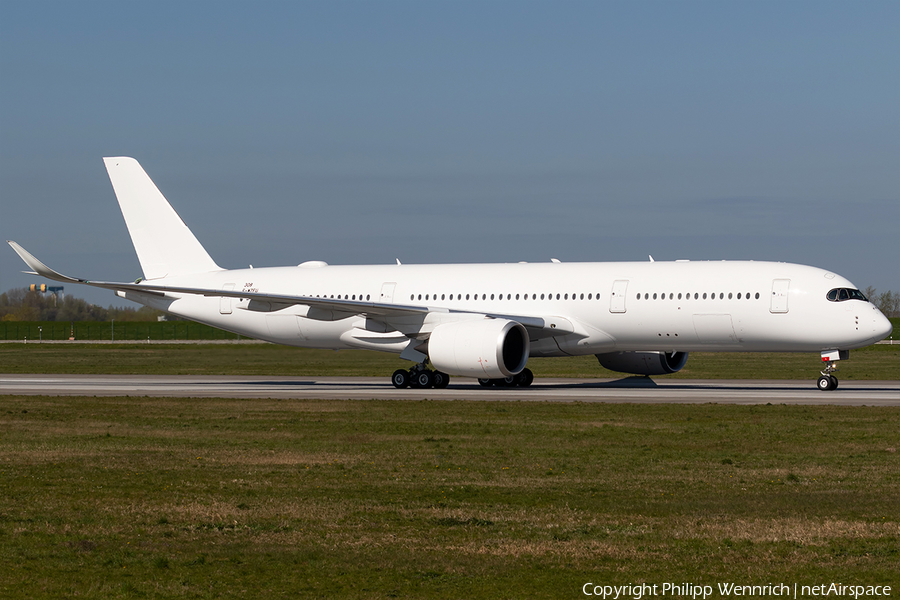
220,283,235,314
380,282,396,303
770,279,790,313
610,280,629,313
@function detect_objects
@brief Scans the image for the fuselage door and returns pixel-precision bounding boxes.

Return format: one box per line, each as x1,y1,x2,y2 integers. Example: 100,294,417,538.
770,279,790,313
220,283,235,314
380,282,396,303
610,280,629,313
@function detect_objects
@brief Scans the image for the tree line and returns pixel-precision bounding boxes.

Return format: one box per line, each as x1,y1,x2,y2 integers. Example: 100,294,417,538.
0,288,163,322
863,287,899,318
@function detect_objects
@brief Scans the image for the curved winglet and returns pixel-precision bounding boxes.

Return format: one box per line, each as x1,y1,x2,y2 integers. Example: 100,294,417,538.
7,240,86,284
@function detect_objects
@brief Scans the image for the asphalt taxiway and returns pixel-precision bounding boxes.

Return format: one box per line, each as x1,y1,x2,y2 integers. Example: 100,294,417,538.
1,374,898,405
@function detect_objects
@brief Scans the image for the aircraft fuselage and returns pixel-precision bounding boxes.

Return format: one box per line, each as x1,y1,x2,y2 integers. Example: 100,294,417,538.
121,259,889,357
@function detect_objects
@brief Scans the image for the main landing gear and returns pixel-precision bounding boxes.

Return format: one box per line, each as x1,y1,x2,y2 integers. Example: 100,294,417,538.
390,364,535,389
477,368,534,388
391,363,450,389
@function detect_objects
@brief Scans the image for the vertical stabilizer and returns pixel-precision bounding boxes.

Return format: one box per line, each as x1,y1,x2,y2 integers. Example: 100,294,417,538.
104,157,221,280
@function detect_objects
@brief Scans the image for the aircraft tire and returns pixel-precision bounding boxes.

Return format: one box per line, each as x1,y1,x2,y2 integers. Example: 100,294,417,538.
477,378,493,387
817,375,835,391
433,371,450,389
517,368,534,387
412,370,434,389
830,375,838,390
498,376,517,387
392,369,410,389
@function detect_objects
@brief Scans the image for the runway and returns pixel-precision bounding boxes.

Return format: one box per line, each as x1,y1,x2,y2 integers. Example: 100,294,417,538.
1,374,898,405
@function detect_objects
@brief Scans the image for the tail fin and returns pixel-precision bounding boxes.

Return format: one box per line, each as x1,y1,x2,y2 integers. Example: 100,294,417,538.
104,157,221,280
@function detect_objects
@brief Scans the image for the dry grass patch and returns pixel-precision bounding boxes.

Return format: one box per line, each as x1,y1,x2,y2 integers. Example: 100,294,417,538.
667,515,898,544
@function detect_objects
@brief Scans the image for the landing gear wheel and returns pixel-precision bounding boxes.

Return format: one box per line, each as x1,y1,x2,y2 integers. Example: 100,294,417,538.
412,370,434,389
391,369,410,389
817,375,838,391
477,378,494,388
516,368,534,387
818,358,840,391
432,371,450,389
499,376,517,387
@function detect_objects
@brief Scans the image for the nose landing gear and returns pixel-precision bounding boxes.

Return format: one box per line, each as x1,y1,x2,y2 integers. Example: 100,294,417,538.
817,364,838,391
817,350,847,391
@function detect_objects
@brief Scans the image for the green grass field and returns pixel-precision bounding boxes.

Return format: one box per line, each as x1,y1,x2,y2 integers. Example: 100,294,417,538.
1,340,898,380
2,321,897,597
1,396,897,599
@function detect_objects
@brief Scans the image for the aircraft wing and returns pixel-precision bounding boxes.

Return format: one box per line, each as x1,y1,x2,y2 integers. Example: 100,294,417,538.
7,240,573,338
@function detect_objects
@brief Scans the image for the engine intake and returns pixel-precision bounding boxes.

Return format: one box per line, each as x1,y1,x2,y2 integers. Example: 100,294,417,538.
428,319,529,379
595,351,688,375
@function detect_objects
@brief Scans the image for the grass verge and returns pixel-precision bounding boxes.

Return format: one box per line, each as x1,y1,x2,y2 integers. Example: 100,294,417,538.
1,396,897,598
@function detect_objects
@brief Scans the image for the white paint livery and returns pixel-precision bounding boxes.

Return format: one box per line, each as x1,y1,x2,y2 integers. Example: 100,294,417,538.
8,157,893,390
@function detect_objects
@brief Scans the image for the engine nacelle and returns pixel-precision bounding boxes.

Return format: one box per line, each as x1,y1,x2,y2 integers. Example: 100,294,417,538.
428,319,529,379
595,351,688,375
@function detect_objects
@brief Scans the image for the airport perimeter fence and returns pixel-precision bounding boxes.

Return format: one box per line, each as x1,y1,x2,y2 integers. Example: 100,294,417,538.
0,321,241,342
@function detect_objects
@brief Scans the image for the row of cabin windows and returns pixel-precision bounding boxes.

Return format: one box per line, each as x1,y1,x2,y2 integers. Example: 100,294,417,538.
410,292,603,302
314,294,370,300
311,291,765,303
311,292,604,303
636,291,761,301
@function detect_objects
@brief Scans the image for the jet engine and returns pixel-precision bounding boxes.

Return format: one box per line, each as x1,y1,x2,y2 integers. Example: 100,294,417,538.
428,319,529,379
595,351,688,375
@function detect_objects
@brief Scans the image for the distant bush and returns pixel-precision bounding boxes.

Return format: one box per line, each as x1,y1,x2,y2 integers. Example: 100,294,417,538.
0,287,163,322
864,287,900,318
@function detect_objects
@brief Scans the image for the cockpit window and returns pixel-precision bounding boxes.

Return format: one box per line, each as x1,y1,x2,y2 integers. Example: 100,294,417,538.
826,288,868,302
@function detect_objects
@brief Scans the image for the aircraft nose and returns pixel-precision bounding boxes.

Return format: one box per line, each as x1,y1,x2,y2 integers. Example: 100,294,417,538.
873,308,893,342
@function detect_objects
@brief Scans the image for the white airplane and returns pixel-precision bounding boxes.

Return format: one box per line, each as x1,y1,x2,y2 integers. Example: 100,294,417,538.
8,157,892,391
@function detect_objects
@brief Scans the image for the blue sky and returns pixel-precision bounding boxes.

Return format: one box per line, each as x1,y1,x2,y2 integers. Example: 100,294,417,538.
2,1,898,308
